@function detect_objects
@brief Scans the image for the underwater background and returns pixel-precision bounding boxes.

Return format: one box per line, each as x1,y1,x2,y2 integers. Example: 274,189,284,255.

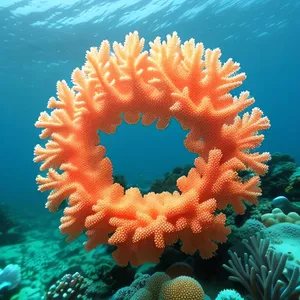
1,0,300,299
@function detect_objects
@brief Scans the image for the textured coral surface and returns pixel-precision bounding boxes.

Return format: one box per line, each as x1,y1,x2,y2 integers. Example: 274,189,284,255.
34,32,270,266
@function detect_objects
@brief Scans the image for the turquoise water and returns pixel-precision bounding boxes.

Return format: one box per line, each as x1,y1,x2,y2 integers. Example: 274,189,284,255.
1,0,299,207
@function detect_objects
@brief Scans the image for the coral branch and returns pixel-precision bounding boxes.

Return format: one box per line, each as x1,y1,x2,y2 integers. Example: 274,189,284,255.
34,31,270,266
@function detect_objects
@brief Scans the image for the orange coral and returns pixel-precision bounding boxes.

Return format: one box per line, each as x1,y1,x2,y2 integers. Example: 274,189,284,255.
34,32,270,266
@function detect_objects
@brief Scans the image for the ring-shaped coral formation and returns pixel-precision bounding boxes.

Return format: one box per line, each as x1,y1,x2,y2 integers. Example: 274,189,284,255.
34,32,271,266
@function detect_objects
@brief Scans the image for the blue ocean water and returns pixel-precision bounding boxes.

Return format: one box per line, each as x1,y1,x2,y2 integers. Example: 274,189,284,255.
0,0,299,210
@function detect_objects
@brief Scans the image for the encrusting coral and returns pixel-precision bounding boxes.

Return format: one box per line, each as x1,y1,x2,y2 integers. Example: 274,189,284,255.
45,272,88,299
34,32,270,266
113,272,205,300
261,208,300,227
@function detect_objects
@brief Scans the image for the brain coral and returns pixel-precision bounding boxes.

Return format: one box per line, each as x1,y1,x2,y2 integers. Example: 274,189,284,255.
160,276,205,300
